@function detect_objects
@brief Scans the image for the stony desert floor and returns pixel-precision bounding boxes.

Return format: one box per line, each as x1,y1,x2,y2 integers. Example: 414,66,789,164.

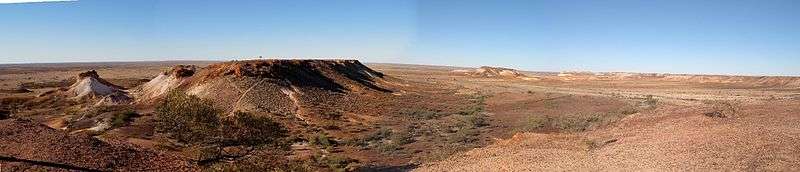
370,64,800,171
1,61,799,171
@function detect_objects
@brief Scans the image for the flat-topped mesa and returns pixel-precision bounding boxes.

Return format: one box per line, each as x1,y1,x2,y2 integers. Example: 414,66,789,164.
136,60,394,115
154,59,397,121
558,71,596,77
200,59,381,78
194,59,387,92
473,66,526,78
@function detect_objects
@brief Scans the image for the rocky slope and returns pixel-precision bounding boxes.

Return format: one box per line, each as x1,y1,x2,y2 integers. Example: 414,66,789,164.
0,119,195,171
135,65,197,103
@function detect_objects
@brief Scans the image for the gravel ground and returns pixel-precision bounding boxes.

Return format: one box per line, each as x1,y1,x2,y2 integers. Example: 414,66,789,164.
415,101,800,171
0,119,196,171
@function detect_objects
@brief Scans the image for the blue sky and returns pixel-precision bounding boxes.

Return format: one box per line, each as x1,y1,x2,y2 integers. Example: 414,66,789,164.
1,0,798,75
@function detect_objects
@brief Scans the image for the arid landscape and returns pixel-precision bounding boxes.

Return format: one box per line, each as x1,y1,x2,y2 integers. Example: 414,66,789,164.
1,60,798,171
3,0,799,171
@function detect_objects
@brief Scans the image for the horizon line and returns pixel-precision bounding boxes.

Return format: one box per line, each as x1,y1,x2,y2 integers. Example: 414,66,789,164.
1,59,798,77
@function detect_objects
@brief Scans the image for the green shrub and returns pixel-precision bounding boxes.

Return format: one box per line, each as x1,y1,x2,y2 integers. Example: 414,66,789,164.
522,115,550,131
449,128,480,144
219,111,288,147
460,114,489,128
377,142,402,154
521,113,623,133
458,106,484,116
155,91,220,144
641,95,658,109
208,150,296,172
315,154,357,172
618,106,639,115
309,133,335,149
155,92,289,147
111,110,138,128
473,95,488,105
366,128,392,141
343,127,414,154
342,128,393,147
552,115,598,132
390,128,414,145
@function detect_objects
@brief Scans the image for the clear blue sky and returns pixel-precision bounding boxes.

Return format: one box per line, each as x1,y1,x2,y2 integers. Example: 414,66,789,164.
1,0,798,75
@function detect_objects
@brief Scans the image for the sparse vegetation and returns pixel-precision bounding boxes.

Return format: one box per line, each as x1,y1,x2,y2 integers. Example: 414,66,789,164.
154,91,289,167
449,127,480,144
402,109,443,120
543,100,559,109
458,106,484,116
619,106,639,115
309,132,335,149
520,105,637,133
389,128,415,145
640,95,659,109
111,110,137,128
458,94,487,116
155,91,220,144
458,113,489,128
344,127,415,154
205,150,296,171
219,111,288,147
521,115,549,131
442,96,490,146
701,100,741,118
314,154,358,172
3,59,799,171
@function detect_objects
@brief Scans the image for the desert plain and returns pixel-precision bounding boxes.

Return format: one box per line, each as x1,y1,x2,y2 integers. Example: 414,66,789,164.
1,60,798,171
